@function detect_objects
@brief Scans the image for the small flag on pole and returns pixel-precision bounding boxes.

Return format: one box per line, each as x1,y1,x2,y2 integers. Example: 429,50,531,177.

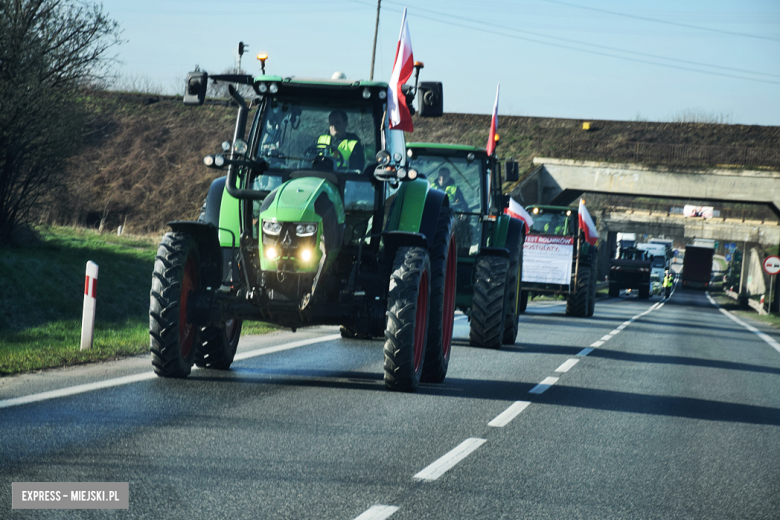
504,198,534,230
388,8,414,132
578,199,599,246
486,83,499,156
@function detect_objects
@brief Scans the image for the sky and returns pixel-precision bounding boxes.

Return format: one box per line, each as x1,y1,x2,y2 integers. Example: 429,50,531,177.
100,0,780,126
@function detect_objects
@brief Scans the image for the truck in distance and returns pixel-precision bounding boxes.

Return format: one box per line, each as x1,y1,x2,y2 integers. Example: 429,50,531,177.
681,244,714,289
609,244,652,298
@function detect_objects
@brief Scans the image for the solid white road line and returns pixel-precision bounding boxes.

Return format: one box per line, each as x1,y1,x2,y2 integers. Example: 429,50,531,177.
577,348,594,357
529,377,559,394
706,293,780,354
0,334,342,410
488,401,531,427
719,308,780,354
353,505,399,520
555,359,579,373
413,438,487,481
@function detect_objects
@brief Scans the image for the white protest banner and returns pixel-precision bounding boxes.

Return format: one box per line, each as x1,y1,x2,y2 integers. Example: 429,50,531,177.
522,235,574,285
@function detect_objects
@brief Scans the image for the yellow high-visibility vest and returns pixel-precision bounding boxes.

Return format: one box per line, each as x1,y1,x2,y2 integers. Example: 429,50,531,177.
317,135,358,168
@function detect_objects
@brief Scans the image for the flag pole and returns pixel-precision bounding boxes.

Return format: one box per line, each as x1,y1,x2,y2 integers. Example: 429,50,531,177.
370,0,382,80
573,228,582,294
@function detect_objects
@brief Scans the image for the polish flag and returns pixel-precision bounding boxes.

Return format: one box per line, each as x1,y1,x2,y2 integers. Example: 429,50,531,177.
578,199,599,246
388,8,414,132
504,197,534,230
486,83,499,156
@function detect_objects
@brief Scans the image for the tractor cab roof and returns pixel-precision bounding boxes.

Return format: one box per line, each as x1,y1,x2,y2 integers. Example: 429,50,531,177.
406,142,486,155
527,204,577,213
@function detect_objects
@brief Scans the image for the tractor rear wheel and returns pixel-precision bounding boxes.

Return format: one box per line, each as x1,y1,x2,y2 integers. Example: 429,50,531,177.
503,239,523,345
469,255,509,349
150,232,202,378
566,265,591,317
384,247,431,392
194,319,242,370
422,208,456,383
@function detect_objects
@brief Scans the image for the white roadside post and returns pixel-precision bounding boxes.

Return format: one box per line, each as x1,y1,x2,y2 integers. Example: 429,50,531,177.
80,261,99,351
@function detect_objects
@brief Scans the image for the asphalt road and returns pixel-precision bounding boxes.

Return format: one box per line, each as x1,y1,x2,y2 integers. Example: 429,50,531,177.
2,289,779,519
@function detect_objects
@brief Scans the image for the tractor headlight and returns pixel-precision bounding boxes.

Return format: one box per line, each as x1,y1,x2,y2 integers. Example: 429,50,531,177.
295,223,317,237
214,154,225,167
397,168,407,179
376,150,391,166
262,220,282,235
408,168,418,180
258,83,268,93
300,248,313,262
362,88,371,99
265,246,278,260
204,155,214,166
269,83,278,94
233,139,248,155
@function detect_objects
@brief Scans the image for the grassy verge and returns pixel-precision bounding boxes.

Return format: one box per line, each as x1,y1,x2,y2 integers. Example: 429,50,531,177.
711,294,780,329
0,226,277,376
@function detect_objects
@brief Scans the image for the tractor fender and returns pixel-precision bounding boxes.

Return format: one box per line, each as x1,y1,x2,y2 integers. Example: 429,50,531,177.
386,178,447,250
498,215,526,258
201,177,226,227
167,221,223,288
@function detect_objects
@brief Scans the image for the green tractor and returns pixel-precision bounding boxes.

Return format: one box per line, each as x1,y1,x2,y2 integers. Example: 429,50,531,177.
405,144,525,349
149,70,456,392
519,205,598,317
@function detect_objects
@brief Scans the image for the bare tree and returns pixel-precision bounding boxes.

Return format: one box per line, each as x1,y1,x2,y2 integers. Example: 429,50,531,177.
0,0,122,244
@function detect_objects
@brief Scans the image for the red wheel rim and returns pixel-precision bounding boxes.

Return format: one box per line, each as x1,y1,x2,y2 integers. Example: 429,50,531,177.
413,270,429,374
179,254,198,358
441,238,457,359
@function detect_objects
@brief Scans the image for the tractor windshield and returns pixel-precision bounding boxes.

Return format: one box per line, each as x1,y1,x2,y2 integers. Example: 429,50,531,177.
530,210,574,236
253,98,379,174
408,155,482,214
409,153,483,257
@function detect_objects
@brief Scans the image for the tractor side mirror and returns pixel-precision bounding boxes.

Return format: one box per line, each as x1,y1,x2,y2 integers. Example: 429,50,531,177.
504,160,519,182
184,71,208,105
417,81,443,117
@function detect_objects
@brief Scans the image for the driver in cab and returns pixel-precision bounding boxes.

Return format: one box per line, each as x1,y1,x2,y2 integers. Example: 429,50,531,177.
315,110,364,171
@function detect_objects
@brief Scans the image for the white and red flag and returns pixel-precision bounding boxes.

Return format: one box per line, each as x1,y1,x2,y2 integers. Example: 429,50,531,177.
486,83,499,156
388,8,414,132
578,199,599,246
504,197,534,230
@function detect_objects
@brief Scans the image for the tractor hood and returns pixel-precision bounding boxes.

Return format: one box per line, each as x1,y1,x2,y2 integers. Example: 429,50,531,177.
261,175,345,226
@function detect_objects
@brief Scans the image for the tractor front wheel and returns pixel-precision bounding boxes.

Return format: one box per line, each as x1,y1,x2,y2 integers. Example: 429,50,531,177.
503,239,523,345
384,247,431,392
566,265,591,317
149,232,202,377
195,319,242,370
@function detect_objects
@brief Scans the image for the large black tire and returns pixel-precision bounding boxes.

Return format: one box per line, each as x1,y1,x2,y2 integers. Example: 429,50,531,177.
566,265,591,317
608,281,620,298
518,290,529,313
502,239,523,345
150,232,202,378
422,208,457,383
383,247,431,392
469,255,509,349
587,268,597,317
194,320,242,369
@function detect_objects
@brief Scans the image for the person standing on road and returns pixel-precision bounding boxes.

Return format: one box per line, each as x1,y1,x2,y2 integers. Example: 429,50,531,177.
663,270,674,298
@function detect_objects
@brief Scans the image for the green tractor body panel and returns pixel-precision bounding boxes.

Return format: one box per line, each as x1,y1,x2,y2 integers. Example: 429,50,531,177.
386,178,431,233
218,189,241,248
488,214,512,249
257,176,343,273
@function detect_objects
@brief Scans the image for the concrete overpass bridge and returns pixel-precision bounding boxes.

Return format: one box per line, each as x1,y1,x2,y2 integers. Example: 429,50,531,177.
513,157,780,218
512,157,780,309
